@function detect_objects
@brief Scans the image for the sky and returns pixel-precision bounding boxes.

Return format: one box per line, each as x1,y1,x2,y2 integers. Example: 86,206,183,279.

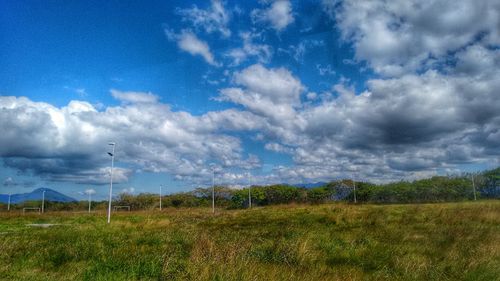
1,0,500,200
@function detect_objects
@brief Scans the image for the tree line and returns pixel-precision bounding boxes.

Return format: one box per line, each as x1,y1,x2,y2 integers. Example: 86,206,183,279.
2,168,499,211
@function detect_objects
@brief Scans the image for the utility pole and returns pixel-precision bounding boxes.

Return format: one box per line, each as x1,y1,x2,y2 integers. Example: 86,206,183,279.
212,168,215,214
159,185,162,211
353,177,357,204
42,190,46,213
471,175,477,201
248,186,252,209
88,191,92,213
107,142,115,224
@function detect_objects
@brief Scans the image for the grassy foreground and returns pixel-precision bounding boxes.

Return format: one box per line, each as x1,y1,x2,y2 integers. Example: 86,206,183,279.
0,201,499,281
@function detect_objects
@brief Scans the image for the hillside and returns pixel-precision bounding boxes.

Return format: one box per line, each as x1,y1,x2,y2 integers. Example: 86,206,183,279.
0,188,76,204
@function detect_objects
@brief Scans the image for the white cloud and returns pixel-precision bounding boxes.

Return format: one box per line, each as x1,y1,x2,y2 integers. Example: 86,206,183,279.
75,88,87,97
3,177,17,187
176,0,231,38
264,142,294,154
225,32,272,66
3,54,500,185
165,29,219,66
121,187,135,194
110,89,159,104
212,42,500,183
282,40,325,62
64,86,88,98
306,92,318,100
0,92,260,185
218,64,305,125
454,45,500,75
329,0,500,76
201,109,266,132
252,0,295,31
316,64,335,76
3,0,500,186
232,64,304,105
84,188,96,195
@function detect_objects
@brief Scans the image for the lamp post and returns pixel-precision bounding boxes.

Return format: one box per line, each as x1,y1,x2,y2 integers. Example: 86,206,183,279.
471,175,477,201
159,185,162,211
212,167,215,214
352,177,357,204
248,186,252,209
42,190,46,213
88,191,92,213
107,142,115,224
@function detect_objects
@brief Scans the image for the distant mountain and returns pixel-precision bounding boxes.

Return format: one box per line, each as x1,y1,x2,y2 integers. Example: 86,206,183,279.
292,182,328,189
0,188,77,204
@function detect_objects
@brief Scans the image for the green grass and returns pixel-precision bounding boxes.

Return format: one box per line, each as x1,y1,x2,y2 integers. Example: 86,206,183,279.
1,201,499,280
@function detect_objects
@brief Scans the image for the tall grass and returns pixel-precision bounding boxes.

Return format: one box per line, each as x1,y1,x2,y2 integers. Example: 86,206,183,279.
0,201,499,280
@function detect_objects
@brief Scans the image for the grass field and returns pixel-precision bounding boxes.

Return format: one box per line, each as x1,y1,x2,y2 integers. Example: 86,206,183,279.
0,201,499,281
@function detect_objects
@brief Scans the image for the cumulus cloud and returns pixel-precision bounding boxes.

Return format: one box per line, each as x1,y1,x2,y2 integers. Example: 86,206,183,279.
231,64,304,106
212,40,500,183
328,0,500,76
0,93,259,185
3,56,500,185
252,0,295,31
292,59,500,180
217,0,495,183
165,29,219,66
218,64,305,125
4,48,500,186
176,0,231,38
3,0,500,186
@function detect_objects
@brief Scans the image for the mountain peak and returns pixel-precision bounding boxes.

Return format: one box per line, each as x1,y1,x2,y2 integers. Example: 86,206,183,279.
0,188,76,204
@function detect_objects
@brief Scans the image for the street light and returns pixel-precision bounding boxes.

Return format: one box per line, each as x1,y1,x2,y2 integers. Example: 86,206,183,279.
212,167,215,214
42,190,46,213
107,142,115,224
471,175,477,201
352,176,357,204
88,190,92,213
248,186,252,209
159,185,162,211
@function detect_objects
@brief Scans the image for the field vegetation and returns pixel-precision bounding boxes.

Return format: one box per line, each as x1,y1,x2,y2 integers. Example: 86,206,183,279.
1,201,499,280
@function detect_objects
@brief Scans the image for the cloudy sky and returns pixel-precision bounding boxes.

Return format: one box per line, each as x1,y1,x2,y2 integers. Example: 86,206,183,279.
1,0,500,199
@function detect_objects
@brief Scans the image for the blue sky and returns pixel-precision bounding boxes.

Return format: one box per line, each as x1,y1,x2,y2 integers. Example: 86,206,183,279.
1,0,500,200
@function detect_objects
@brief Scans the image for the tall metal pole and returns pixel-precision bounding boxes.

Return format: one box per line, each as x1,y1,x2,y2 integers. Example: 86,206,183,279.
7,193,11,211
353,178,357,203
88,192,92,213
107,143,115,224
248,186,252,208
159,185,162,211
42,190,46,213
212,168,215,214
471,175,477,201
